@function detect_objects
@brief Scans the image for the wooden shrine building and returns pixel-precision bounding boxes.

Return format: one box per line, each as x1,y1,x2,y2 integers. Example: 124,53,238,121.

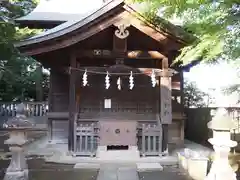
16,0,195,158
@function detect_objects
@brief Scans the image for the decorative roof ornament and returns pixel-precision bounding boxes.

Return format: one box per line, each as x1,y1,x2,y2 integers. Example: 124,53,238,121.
129,71,134,90
115,23,130,39
151,69,157,87
82,70,88,86
117,77,121,90
105,71,110,89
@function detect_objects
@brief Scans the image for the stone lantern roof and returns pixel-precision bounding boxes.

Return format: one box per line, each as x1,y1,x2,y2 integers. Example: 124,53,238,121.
207,108,236,131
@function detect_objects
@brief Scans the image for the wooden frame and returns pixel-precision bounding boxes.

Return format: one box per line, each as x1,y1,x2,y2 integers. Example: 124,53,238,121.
15,0,191,156
75,50,167,60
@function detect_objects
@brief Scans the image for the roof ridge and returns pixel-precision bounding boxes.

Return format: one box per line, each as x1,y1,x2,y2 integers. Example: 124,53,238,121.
15,0,125,47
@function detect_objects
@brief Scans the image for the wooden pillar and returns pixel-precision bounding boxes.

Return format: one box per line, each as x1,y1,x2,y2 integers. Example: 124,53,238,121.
48,69,54,111
180,71,184,105
36,64,43,101
180,120,185,144
48,119,52,142
162,124,168,153
160,58,172,153
68,53,78,152
47,69,53,142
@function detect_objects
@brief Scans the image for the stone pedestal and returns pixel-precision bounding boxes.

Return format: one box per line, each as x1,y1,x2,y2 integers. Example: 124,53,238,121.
205,108,237,180
205,141,237,180
2,103,42,180
4,131,28,180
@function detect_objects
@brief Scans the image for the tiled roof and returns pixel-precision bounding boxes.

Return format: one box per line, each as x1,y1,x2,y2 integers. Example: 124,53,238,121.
16,0,104,23
15,0,124,47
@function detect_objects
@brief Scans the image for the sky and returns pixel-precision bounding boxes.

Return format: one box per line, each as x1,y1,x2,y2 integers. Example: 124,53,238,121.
184,62,240,107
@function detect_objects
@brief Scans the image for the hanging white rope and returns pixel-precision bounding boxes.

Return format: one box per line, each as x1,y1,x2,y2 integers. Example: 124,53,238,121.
129,71,134,90
69,67,176,89
151,69,157,87
117,77,121,90
82,69,88,86
69,67,178,76
105,71,110,89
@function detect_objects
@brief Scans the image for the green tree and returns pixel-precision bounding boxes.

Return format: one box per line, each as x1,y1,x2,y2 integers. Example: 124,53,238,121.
132,0,240,65
223,71,240,103
0,0,47,101
184,80,209,108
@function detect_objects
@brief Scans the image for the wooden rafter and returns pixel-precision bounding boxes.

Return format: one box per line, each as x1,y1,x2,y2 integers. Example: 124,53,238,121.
19,7,183,56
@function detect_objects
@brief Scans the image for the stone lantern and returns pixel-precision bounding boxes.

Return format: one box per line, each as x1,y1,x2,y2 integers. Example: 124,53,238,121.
205,108,237,180
3,103,35,180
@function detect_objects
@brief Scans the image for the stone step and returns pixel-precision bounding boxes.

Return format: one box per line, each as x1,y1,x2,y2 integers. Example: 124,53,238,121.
136,162,163,172
118,167,139,180
97,164,139,180
74,163,100,169
97,165,118,180
96,150,140,160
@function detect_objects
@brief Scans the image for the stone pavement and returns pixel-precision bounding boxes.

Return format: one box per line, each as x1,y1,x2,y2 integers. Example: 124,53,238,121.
96,164,138,180
138,167,192,180
96,163,191,180
1,136,213,180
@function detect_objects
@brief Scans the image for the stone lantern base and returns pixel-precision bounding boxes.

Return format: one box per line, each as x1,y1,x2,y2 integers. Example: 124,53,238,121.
4,169,28,180
4,131,28,180
205,139,237,180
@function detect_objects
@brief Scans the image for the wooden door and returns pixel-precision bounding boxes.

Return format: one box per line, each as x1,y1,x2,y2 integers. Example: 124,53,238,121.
99,120,137,146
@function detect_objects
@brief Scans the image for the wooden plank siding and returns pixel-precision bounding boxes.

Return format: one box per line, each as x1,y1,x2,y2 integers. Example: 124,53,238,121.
47,69,184,138
50,69,69,112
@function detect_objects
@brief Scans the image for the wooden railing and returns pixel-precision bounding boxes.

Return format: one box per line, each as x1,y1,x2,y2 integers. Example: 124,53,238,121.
75,123,99,156
0,102,48,117
73,122,163,157
137,124,162,156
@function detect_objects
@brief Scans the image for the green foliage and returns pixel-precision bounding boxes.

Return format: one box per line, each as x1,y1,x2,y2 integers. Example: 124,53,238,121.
0,0,47,101
223,71,240,103
132,0,240,65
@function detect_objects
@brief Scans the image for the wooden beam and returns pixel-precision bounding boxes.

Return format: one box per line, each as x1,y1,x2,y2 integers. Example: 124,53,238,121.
62,66,176,78
76,50,167,60
68,53,78,152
